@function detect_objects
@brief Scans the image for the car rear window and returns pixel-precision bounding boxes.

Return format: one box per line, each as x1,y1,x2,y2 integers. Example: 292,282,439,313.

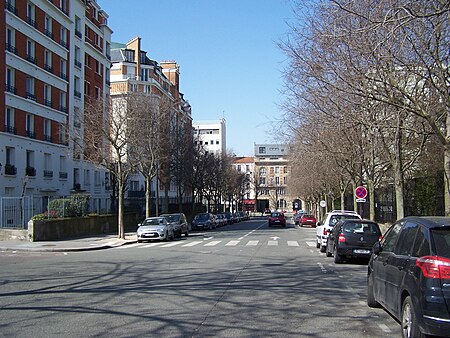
271,212,282,217
329,214,360,226
431,228,450,258
303,215,314,218
343,222,380,235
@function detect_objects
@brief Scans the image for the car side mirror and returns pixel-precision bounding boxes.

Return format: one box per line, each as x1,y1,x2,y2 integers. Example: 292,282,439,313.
373,241,383,255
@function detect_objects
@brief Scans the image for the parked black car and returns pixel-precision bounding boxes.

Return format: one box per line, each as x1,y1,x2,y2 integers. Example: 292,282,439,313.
326,219,382,263
367,216,450,338
191,213,216,230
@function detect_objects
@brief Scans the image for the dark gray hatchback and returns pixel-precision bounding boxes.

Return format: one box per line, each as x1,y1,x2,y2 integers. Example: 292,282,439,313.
367,216,450,338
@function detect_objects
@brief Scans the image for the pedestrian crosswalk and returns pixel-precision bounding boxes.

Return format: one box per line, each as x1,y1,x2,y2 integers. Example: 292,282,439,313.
120,239,306,249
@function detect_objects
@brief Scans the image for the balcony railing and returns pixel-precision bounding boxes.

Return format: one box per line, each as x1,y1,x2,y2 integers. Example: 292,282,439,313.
44,64,53,73
59,172,68,179
6,43,17,54
5,1,18,15
43,134,52,142
44,29,53,40
26,166,36,177
26,92,37,101
44,99,53,108
74,59,82,68
43,170,53,178
26,54,37,64
26,130,36,139
4,125,16,134
75,29,82,39
6,84,17,94
27,16,37,28
74,90,81,98
60,40,68,49
60,72,67,81
5,164,17,175
59,105,67,113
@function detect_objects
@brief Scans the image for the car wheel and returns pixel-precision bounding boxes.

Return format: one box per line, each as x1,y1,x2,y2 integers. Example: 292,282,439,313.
184,230,189,237
333,245,342,263
320,245,326,253
163,231,169,242
326,242,332,257
367,274,381,308
316,240,320,249
401,296,425,338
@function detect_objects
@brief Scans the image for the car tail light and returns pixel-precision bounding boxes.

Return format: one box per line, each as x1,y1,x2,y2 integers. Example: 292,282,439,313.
416,256,450,279
338,233,346,243
323,228,327,235
378,235,383,241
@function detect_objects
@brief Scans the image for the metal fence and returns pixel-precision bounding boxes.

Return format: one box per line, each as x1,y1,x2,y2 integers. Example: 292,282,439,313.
0,195,111,229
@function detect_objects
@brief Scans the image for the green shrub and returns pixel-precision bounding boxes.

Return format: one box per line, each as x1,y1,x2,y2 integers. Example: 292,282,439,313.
31,213,46,221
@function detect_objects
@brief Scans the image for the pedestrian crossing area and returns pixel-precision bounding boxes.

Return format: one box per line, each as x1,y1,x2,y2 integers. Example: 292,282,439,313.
118,238,309,249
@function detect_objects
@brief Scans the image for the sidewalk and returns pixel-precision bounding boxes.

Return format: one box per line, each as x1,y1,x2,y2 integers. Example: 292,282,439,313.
0,232,137,253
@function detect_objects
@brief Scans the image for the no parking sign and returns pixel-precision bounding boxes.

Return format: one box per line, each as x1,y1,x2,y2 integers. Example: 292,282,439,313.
355,186,367,202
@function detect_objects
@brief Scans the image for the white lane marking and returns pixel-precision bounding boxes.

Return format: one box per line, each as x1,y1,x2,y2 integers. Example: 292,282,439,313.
160,242,183,248
142,242,163,248
306,241,317,247
119,243,141,249
238,222,267,240
246,240,259,246
203,237,213,241
317,262,327,273
378,324,391,333
204,240,222,247
268,240,278,246
182,241,203,247
225,240,240,246
287,241,299,247
105,241,117,246
271,236,280,240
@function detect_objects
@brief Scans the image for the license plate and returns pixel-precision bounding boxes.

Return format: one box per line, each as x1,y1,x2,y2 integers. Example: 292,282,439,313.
354,249,370,254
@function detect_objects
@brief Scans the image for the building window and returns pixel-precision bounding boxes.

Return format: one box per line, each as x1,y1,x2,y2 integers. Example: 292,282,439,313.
259,177,266,185
246,165,250,172
60,27,67,47
44,119,51,141
283,176,287,184
237,165,241,172
26,114,34,135
284,166,288,174
84,81,90,95
5,107,14,133
6,27,15,52
259,167,266,176
27,2,35,25
259,147,266,154
6,68,15,93
84,169,90,186
94,87,100,99
275,177,280,185
275,167,279,174
44,85,51,106
26,39,35,63
44,16,52,37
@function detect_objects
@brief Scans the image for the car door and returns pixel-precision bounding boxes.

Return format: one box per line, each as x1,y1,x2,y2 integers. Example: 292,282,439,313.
371,222,403,308
384,221,419,314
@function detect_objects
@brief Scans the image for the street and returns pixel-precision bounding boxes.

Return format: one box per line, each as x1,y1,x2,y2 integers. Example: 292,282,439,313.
0,217,400,337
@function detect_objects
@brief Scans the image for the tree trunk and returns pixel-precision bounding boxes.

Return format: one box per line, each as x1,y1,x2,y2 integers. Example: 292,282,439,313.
445,145,450,216
145,176,151,218
340,190,345,211
117,173,125,240
352,181,357,212
394,114,405,220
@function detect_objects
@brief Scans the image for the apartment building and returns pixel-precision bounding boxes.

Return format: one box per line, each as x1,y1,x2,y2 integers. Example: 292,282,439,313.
109,36,192,212
232,156,256,211
0,0,112,223
254,144,293,212
193,118,226,155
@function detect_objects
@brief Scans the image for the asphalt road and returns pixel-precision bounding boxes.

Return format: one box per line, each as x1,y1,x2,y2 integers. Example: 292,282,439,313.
0,217,401,337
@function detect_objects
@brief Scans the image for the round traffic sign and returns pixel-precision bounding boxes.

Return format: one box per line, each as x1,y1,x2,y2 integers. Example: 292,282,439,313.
355,186,367,199
320,200,326,208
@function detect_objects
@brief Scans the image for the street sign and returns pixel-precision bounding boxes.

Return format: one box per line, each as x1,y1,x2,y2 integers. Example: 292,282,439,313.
320,200,326,208
355,186,367,199
356,198,366,203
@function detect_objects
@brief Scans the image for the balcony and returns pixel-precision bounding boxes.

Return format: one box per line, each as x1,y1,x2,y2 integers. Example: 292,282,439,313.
5,1,18,15
26,130,36,139
44,99,53,108
26,16,37,28
4,125,16,134
4,164,17,176
44,29,53,40
6,84,17,94
43,170,53,178
26,166,36,177
6,43,17,54
59,172,68,179
43,134,52,142
26,92,37,101
26,54,37,64
44,64,53,73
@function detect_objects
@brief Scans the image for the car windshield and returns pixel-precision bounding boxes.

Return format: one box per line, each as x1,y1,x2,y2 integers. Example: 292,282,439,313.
343,222,380,235
196,214,209,221
271,213,282,217
164,215,180,223
330,214,360,226
431,228,450,258
142,218,164,226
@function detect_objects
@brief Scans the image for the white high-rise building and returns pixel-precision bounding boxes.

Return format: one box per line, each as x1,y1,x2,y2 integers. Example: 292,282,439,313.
193,118,226,155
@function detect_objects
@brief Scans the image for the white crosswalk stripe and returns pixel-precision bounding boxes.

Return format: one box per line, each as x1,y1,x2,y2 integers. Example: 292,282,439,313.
246,240,259,246
306,241,317,247
287,241,299,247
204,240,222,247
182,241,203,247
268,240,278,246
225,240,240,246
160,242,183,248
142,242,163,248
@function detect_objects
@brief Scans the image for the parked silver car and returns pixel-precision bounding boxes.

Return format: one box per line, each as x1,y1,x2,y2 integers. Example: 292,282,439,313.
161,213,189,237
137,217,174,242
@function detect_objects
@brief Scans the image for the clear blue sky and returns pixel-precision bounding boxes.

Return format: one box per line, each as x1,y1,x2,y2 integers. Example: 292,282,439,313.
98,0,294,156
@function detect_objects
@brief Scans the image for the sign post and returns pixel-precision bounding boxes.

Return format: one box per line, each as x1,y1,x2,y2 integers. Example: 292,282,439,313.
355,186,367,218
